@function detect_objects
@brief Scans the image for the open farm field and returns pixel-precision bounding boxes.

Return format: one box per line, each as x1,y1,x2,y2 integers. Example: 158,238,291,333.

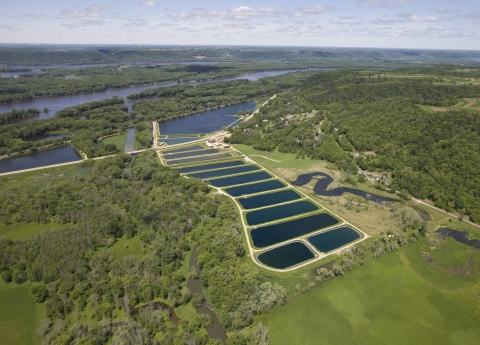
257,239,480,345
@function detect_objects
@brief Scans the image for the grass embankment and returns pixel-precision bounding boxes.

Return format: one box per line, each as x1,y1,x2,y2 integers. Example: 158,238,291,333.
0,281,42,345
102,132,128,151
257,238,480,345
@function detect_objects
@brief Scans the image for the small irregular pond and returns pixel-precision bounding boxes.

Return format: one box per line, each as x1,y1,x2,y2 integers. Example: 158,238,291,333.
188,247,228,342
0,145,81,174
291,172,396,204
257,242,316,269
251,213,340,248
436,228,480,249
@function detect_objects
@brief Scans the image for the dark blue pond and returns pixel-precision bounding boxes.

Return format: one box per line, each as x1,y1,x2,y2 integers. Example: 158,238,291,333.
291,172,396,204
257,242,315,269
163,145,204,154
159,101,256,135
307,226,361,253
246,201,319,226
250,213,340,248
188,166,259,179
436,228,480,249
238,190,301,210
0,145,81,174
177,160,244,173
161,138,199,145
225,180,286,197
166,153,232,165
209,171,272,188
164,148,219,160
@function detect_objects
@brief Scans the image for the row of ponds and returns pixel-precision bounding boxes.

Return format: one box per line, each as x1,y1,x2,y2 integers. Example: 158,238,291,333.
159,145,367,271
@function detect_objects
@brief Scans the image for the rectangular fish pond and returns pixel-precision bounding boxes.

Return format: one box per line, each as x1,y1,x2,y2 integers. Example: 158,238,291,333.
163,148,220,160
257,242,316,270
250,213,340,248
177,160,244,174
306,226,361,253
246,200,319,227
162,145,204,154
160,137,200,145
238,190,302,210
209,171,272,187
225,180,286,197
166,153,233,166
188,166,259,180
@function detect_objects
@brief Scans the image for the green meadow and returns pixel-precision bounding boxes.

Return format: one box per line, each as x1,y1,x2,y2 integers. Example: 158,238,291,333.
256,239,480,345
102,132,128,151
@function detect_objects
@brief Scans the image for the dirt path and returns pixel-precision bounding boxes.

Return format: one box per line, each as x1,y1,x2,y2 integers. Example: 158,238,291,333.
463,98,477,108
250,155,281,162
152,121,159,148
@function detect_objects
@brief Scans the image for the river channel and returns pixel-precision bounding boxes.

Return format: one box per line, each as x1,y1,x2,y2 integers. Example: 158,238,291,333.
0,69,319,120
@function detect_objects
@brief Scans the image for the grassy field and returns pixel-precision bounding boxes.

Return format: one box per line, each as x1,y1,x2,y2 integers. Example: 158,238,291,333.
0,281,42,345
102,132,128,151
110,236,143,262
0,222,73,240
257,239,480,345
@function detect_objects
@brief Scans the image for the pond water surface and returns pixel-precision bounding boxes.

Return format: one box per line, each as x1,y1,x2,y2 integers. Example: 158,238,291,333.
238,190,301,210
246,200,319,226
436,228,480,249
167,153,232,166
209,171,272,187
177,160,244,174
0,146,81,174
250,213,339,248
257,242,316,269
307,226,361,253
163,145,204,154
225,180,286,197
164,148,220,160
188,166,259,180
124,128,136,152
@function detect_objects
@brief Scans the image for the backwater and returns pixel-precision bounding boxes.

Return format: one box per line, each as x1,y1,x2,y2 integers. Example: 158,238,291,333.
177,160,244,174
188,166,259,180
246,200,319,226
188,247,228,342
250,213,340,248
209,171,272,187
238,190,301,210
225,180,286,197
307,226,361,253
124,128,136,152
436,228,480,249
291,172,396,204
257,242,316,269
0,145,81,174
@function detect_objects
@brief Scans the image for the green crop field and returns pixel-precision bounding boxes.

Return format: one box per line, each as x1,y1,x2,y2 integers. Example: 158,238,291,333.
0,281,42,345
256,239,480,345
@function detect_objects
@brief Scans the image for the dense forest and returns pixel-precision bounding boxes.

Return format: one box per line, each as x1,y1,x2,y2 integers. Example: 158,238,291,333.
227,67,480,222
0,152,287,344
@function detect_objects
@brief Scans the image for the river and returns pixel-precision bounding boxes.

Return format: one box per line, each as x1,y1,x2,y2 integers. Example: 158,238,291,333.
0,69,321,121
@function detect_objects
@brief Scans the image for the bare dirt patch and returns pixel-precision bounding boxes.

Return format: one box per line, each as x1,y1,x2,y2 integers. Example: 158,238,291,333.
463,98,477,108
432,107,449,112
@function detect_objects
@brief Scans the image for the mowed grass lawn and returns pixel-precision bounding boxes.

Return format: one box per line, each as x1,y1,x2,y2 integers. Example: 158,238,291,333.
257,240,480,345
0,281,42,345
103,132,128,151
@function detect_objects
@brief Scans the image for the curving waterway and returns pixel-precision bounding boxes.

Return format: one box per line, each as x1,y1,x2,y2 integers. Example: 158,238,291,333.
0,69,321,121
291,172,397,204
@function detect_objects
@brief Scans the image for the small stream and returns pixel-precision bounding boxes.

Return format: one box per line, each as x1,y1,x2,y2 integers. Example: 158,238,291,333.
124,128,136,152
188,247,228,342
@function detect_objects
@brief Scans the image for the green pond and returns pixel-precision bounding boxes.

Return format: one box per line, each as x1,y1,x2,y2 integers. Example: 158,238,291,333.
164,148,219,160
166,153,232,165
162,145,204,154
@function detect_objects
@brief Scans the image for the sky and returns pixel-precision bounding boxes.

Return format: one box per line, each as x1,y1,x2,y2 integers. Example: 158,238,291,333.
0,0,479,49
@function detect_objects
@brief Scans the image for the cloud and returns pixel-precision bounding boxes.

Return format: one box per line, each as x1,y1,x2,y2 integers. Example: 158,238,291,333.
430,7,454,14
410,15,441,21
18,12,43,18
61,19,105,29
355,0,414,8
297,5,335,14
168,6,285,21
59,4,112,18
158,22,178,27
330,16,362,25
465,12,480,24
138,1,156,6
0,25,22,32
